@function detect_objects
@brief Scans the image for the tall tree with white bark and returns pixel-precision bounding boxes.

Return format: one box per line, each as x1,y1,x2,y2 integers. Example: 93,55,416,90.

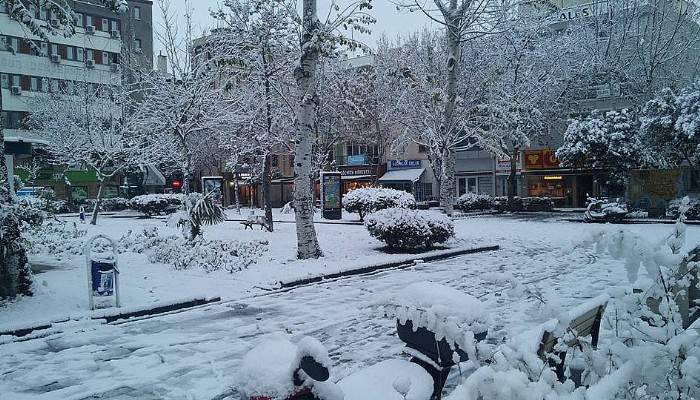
293,0,374,259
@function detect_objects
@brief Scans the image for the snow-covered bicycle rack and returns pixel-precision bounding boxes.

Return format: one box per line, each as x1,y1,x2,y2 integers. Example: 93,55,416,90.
85,234,120,310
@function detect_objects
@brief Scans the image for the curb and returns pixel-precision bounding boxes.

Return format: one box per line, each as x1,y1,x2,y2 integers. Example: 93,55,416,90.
278,245,500,289
0,297,221,339
562,218,700,225
225,219,363,226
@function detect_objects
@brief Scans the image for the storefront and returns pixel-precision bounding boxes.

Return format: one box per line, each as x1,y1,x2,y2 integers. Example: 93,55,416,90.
379,160,435,202
338,165,383,194
522,149,594,208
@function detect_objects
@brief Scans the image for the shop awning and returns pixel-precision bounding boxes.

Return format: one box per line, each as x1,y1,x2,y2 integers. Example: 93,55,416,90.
378,168,425,183
341,175,374,181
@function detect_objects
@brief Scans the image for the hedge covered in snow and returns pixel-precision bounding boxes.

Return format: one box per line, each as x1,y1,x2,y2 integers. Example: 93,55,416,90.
492,196,554,212
128,194,184,217
455,193,495,211
667,197,700,220
344,187,416,221
365,208,454,250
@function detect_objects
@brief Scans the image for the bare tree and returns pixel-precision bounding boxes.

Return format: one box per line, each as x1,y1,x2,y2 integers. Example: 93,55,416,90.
29,82,138,225
392,0,503,215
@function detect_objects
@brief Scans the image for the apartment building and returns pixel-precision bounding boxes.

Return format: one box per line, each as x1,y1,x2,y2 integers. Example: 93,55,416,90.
0,0,153,200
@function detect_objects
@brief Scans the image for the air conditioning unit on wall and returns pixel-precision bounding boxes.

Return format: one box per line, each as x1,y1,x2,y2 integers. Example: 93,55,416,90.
86,59,95,68
50,54,60,63
85,25,95,34
11,86,21,95
110,30,120,38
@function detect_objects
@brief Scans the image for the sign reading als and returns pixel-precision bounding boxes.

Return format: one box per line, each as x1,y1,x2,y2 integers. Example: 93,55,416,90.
559,2,607,21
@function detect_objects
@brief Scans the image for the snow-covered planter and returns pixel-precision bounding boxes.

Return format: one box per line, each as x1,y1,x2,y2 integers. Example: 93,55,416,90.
344,188,416,221
128,194,184,217
365,208,454,250
24,219,87,261
455,193,494,211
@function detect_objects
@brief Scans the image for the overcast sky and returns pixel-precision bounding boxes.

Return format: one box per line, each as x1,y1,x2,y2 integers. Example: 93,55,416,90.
152,1,439,57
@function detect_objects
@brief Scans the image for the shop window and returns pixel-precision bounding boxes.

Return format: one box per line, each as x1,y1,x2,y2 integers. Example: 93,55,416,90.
134,38,142,52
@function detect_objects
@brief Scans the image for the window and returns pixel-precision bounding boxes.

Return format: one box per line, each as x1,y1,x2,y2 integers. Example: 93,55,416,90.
19,39,31,54
102,51,110,64
50,43,58,56
110,20,119,32
75,12,83,27
0,73,8,88
271,155,278,168
76,47,84,61
133,6,141,20
20,75,30,91
86,15,93,27
101,18,109,32
94,50,103,64
30,76,38,91
86,49,94,61
418,144,428,153
39,7,48,20
40,41,48,56
49,79,59,93
11,74,20,87
65,46,75,60
9,37,18,51
134,38,142,52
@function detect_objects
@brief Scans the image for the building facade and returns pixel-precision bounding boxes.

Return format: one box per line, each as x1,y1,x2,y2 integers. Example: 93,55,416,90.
1,0,153,200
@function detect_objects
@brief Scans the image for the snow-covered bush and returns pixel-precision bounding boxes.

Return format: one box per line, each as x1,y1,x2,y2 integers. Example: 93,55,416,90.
36,188,72,214
365,208,454,250
25,219,87,261
0,205,33,299
456,193,494,212
667,197,700,220
128,194,184,217
149,236,268,273
344,188,416,221
118,227,180,254
83,197,129,212
522,197,554,212
494,196,523,212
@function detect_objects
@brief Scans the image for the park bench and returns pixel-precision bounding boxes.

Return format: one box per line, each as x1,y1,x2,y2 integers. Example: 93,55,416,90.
241,214,267,230
533,294,609,384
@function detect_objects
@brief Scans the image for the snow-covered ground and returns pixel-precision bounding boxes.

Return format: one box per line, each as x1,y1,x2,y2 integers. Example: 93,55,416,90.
0,208,483,330
1,214,697,399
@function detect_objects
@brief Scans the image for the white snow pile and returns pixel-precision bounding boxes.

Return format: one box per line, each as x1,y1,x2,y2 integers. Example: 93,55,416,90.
382,282,490,351
237,334,342,400
365,208,454,250
24,219,87,261
344,187,416,220
338,359,433,400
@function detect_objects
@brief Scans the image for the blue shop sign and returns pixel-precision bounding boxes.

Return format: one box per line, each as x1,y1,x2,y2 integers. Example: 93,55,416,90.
347,155,366,166
391,160,422,169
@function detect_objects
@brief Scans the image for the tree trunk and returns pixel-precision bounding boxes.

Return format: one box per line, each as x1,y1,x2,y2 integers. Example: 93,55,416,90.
262,153,274,232
233,174,241,214
507,146,519,210
0,93,10,204
90,180,104,225
293,0,323,260
440,2,461,215
440,147,456,216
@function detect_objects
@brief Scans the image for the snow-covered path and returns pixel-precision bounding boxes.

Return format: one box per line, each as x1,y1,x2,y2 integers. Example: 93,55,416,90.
0,218,692,400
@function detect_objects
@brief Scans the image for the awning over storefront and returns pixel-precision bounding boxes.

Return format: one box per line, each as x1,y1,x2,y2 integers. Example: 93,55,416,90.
341,174,374,181
379,168,425,183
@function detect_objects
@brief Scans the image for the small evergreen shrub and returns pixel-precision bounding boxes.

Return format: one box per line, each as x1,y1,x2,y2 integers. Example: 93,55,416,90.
522,197,555,212
455,193,494,211
494,196,524,212
128,194,184,217
344,187,416,221
365,208,454,250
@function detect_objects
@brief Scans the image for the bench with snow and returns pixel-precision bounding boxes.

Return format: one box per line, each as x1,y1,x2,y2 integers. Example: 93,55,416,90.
634,246,700,329
377,282,490,400
521,294,609,385
241,213,268,230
